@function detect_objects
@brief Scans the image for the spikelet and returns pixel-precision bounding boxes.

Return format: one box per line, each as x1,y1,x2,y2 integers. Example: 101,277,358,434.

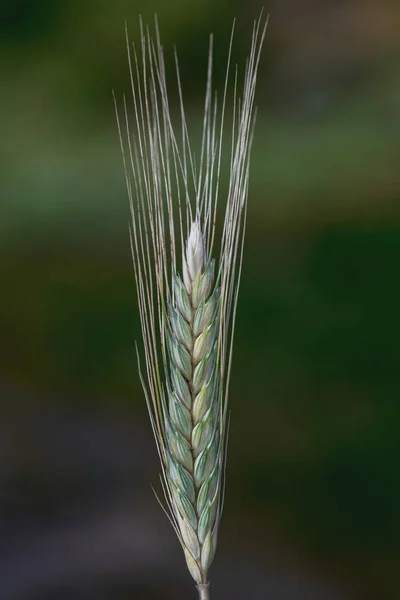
114,12,267,600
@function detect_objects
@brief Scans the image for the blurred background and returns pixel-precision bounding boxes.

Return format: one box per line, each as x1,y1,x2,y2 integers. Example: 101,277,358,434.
1,0,400,598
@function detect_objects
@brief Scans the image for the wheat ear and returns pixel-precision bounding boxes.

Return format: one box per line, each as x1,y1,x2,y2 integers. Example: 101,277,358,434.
114,13,266,599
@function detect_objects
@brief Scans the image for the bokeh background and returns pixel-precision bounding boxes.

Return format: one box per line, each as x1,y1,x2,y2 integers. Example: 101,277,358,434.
1,0,400,598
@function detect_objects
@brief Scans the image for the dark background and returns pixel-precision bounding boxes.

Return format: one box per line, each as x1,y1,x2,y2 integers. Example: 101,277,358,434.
1,0,400,598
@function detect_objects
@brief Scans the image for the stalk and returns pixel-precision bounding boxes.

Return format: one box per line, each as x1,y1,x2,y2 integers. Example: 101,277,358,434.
197,583,210,600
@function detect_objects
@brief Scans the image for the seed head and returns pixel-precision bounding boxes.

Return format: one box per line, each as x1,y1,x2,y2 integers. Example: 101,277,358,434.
115,12,267,599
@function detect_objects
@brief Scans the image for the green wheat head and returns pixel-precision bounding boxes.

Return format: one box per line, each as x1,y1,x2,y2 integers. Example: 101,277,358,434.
115,12,266,599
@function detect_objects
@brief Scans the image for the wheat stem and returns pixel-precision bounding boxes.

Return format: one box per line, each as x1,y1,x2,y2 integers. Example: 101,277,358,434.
197,583,210,600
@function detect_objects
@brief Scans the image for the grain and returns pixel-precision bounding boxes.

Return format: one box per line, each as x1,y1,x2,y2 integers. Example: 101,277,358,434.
115,13,267,598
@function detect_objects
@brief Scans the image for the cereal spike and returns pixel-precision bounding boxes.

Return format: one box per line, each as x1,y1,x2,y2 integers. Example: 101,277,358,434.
115,11,267,599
